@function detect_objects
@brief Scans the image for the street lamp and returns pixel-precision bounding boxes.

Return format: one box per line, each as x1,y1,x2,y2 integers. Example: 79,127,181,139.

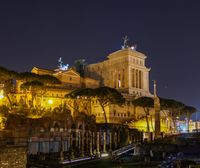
48,99,53,105
0,90,4,99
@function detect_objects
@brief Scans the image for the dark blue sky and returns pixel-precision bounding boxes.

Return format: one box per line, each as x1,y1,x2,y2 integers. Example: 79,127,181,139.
0,0,200,119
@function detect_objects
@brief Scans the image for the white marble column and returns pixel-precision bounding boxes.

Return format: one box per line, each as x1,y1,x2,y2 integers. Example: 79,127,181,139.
81,132,84,156
135,69,137,88
78,131,81,150
86,132,89,152
139,71,141,89
141,71,143,89
132,69,134,87
92,132,95,154
97,132,100,155
137,69,139,88
109,132,112,151
114,132,117,149
89,132,93,155
122,69,125,87
103,131,106,153
75,129,79,147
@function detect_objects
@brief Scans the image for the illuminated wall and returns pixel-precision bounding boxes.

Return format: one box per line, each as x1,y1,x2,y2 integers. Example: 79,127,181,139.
85,47,151,96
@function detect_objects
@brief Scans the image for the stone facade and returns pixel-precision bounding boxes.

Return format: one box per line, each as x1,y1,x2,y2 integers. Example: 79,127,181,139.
31,67,99,89
10,47,171,134
85,47,151,96
14,67,99,111
0,46,171,142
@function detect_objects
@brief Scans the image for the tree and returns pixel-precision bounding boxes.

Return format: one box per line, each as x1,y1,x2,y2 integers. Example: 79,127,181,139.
160,98,185,132
65,88,94,117
0,67,19,108
19,72,60,84
74,59,86,77
0,105,9,129
38,74,61,85
74,59,87,87
20,80,44,108
94,87,125,124
182,105,197,132
132,96,154,133
65,87,125,124
19,72,60,108
19,72,38,82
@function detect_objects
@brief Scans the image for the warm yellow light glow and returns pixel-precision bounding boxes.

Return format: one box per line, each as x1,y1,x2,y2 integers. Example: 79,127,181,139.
101,153,109,157
0,116,6,130
0,90,4,99
48,99,53,105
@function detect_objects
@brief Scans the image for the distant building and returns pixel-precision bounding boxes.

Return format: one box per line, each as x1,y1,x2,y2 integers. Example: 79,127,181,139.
0,41,173,157
177,120,200,133
32,66,99,88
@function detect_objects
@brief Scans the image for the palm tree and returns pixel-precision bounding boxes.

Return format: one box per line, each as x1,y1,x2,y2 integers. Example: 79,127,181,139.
132,96,154,133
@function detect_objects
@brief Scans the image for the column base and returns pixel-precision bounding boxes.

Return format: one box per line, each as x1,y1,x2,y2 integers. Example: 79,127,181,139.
60,151,64,161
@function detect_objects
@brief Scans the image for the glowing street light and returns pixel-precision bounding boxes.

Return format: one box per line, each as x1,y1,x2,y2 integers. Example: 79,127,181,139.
48,99,53,105
0,90,4,99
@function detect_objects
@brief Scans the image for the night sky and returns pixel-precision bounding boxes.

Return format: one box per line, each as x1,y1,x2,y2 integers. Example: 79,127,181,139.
0,0,200,119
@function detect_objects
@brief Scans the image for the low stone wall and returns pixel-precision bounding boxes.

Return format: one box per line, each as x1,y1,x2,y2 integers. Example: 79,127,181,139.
0,145,27,168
